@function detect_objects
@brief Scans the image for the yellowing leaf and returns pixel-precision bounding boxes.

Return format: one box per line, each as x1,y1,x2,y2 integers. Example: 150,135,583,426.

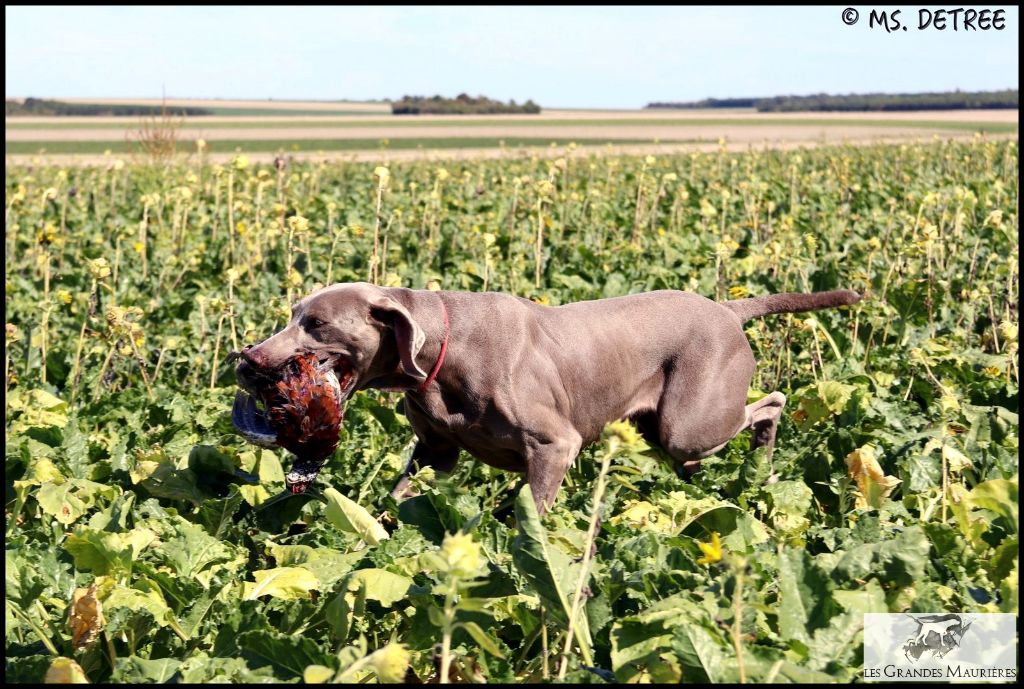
243,567,319,601
303,665,335,684
817,380,857,414
367,642,412,682
609,500,676,534
45,657,89,684
323,487,389,545
69,583,104,650
845,444,901,509
941,445,973,474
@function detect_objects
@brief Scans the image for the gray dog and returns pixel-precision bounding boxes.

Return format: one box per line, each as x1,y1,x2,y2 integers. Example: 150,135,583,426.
236,282,860,512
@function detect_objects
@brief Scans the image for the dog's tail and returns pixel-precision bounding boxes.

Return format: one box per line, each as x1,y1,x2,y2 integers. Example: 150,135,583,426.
725,289,861,322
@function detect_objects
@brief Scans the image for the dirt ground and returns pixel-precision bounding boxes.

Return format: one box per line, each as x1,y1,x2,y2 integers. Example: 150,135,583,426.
4,124,979,143
7,132,1015,168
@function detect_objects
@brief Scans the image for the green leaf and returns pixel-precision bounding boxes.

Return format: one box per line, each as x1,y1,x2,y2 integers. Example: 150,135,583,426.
323,487,389,544
967,478,1018,533
111,656,182,683
776,547,835,644
669,620,727,683
762,480,813,542
195,485,244,538
104,582,174,629
237,629,333,679
458,620,506,659
834,525,930,588
158,517,239,581
131,460,207,507
64,527,156,575
242,567,319,601
349,568,412,607
510,485,593,666
36,479,117,525
833,579,888,614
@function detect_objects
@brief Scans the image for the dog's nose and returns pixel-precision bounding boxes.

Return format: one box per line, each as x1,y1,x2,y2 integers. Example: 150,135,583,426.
240,345,269,368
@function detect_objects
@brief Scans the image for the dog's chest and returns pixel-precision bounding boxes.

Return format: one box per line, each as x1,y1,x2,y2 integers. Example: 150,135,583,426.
413,391,527,471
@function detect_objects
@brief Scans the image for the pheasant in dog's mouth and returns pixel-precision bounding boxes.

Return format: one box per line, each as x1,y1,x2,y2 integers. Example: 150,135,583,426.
231,352,356,493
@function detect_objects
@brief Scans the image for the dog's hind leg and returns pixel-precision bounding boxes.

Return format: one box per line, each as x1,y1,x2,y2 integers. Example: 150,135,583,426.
746,391,786,479
748,392,786,454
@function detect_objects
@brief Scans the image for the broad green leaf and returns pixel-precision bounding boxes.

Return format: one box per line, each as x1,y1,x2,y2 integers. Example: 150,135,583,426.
458,620,506,659
243,567,319,601
510,485,593,666
36,479,117,525
64,527,156,575
132,460,207,507
323,487,389,544
967,478,1018,533
176,653,278,683
159,517,239,581
349,568,412,607
833,579,888,614
195,485,244,538
103,583,173,628
762,480,813,542
999,558,1018,613
111,656,182,683
803,611,864,679
776,547,834,644
257,449,285,485
237,630,333,679
670,621,728,683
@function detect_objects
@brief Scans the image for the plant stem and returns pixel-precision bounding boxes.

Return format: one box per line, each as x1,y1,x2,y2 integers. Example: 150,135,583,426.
732,566,747,684
535,199,545,289
209,315,225,390
439,578,458,684
557,443,614,678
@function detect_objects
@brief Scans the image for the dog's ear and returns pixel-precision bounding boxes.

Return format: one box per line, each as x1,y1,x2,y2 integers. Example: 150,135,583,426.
369,297,428,380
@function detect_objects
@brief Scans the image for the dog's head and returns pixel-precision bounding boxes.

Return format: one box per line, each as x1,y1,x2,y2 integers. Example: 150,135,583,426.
235,282,428,397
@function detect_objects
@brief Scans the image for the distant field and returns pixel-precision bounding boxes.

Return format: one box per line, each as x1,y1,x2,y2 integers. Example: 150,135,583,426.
4,136,665,155
4,98,1017,162
5,117,1019,132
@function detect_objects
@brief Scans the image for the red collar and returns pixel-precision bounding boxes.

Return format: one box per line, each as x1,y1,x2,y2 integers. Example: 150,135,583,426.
416,300,449,394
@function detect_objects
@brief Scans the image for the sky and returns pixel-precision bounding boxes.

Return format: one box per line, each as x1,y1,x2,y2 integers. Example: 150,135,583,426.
5,6,1020,108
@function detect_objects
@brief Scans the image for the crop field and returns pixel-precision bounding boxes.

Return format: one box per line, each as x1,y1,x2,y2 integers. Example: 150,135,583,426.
5,99,1018,165
4,138,1019,683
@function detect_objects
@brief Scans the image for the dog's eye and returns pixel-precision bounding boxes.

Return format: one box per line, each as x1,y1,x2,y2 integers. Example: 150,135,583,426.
305,317,325,330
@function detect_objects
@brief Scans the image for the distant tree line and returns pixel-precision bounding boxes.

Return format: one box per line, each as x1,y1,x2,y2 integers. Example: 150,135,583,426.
647,97,759,109
392,94,541,115
6,98,213,117
646,89,1019,112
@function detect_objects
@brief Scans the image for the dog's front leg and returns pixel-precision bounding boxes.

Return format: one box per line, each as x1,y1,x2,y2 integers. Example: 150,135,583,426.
524,434,582,515
389,440,460,500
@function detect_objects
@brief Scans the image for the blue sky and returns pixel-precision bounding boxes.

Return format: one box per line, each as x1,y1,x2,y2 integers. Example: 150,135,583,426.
5,6,1019,108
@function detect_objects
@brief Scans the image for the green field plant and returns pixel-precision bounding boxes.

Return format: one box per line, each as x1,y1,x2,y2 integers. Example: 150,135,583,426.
4,137,1018,683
